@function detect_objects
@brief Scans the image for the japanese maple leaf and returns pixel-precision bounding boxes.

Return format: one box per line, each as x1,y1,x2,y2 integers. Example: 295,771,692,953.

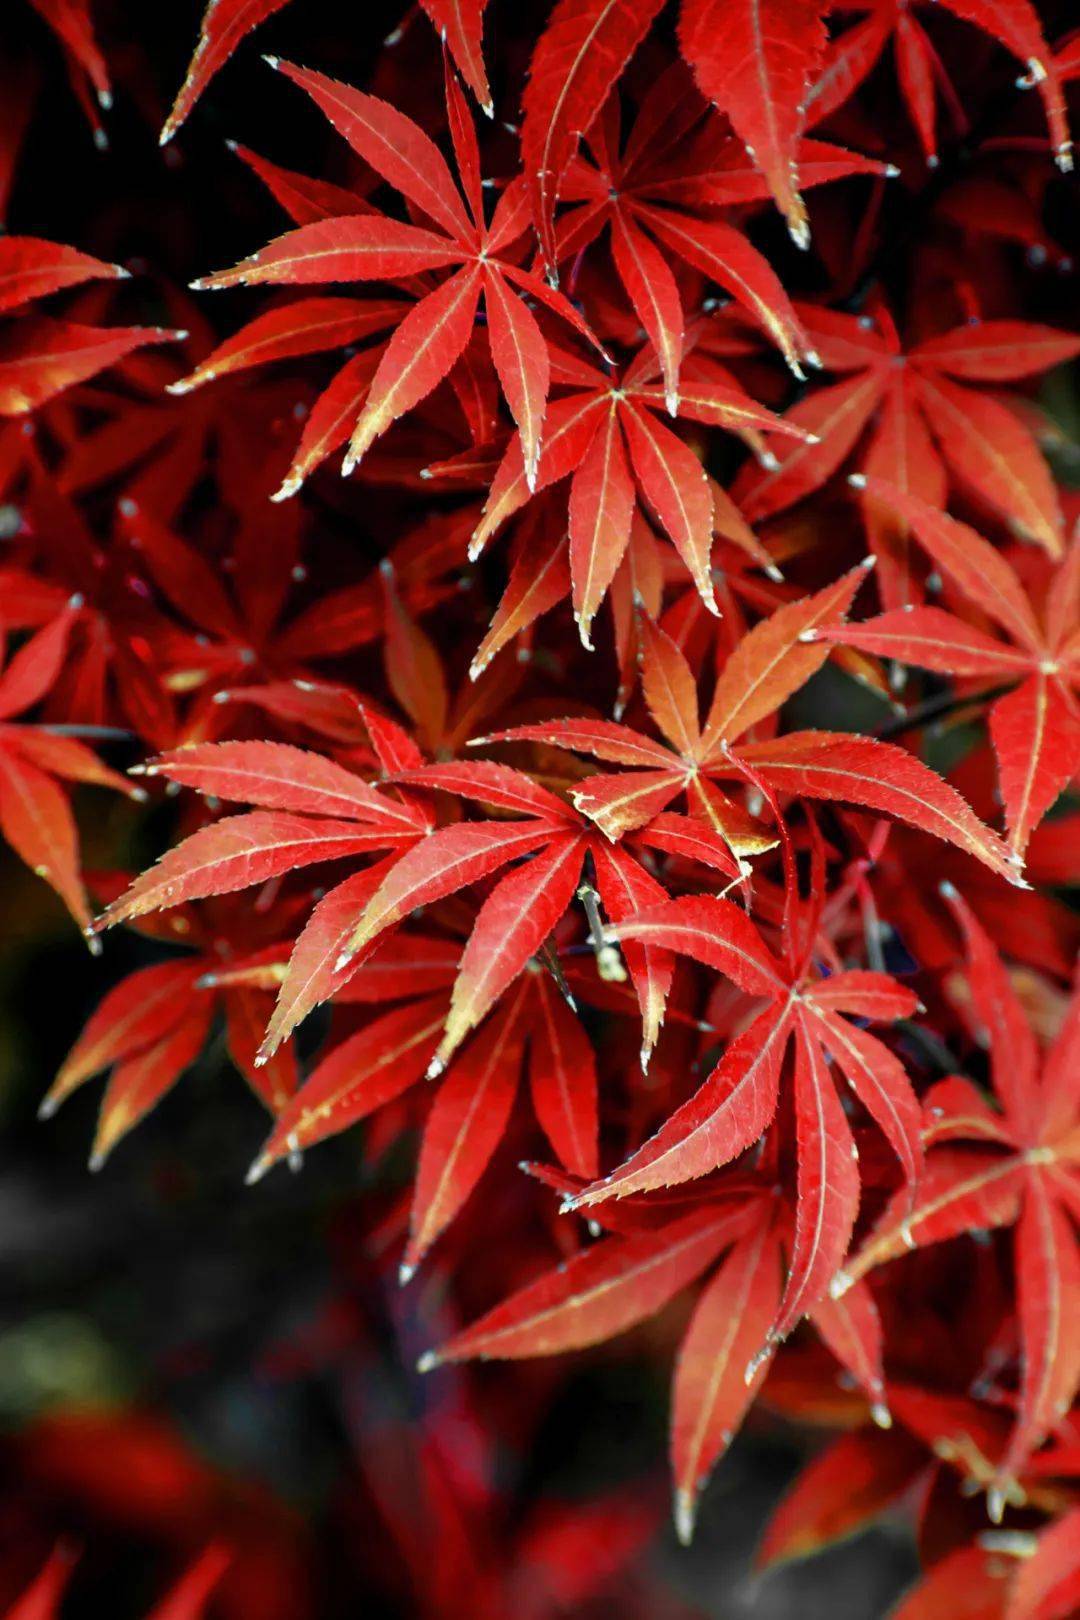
829,794,1080,985
478,573,1022,883
0,602,140,936
813,477,1080,860
41,890,304,1168
244,927,604,1277
732,302,1080,596
160,0,494,143
326,753,674,1076
0,239,183,417
0,236,130,316
837,888,1080,1520
93,736,433,1002
160,0,294,143
468,332,813,643
96,720,682,1090
552,852,926,1343
554,69,891,393
758,1384,1080,1587
111,498,459,735
423,1162,895,1543
810,0,1072,174
0,468,181,747
194,56,599,489
678,0,830,250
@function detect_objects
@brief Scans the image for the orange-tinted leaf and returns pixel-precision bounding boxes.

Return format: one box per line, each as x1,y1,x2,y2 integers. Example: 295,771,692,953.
99,812,399,927
250,994,446,1177
757,1427,925,1568
0,746,92,933
701,562,872,753
568,406,634,647
405,995,528,1272
46,961,198,1114
91,997,215,1167
424,1206,745,1364
672,1223,781,1543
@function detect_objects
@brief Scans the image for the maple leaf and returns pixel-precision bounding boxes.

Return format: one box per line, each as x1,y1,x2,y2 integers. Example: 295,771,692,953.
678,0,829,249
0,315,185,418
245,931,601,1272
1006,1503,1080,1620
109,498,460,734
160,0,293,144
326,757,600,1074
810,0,1072,174
732,302,1080,592
193,57,599,490
0,236,130,315
836,888,1080,1520
812,477,1080,858
520,0,668,272
755,1423,927,1569
423,1162,894,1542
468,331,813,642
420,3,493,114
477,573,1023,882
93,729,651,1092
41,886,306,1167
554,69,892,393
0,603,141,936
560,883,923,1339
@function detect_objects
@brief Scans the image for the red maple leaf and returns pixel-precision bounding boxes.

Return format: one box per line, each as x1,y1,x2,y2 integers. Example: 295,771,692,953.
814,477,1080,859
837,887,1080,1518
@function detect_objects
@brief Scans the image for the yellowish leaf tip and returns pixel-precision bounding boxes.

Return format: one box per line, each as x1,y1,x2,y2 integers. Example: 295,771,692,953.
245,1154,270,1186
674,1488,696,1546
